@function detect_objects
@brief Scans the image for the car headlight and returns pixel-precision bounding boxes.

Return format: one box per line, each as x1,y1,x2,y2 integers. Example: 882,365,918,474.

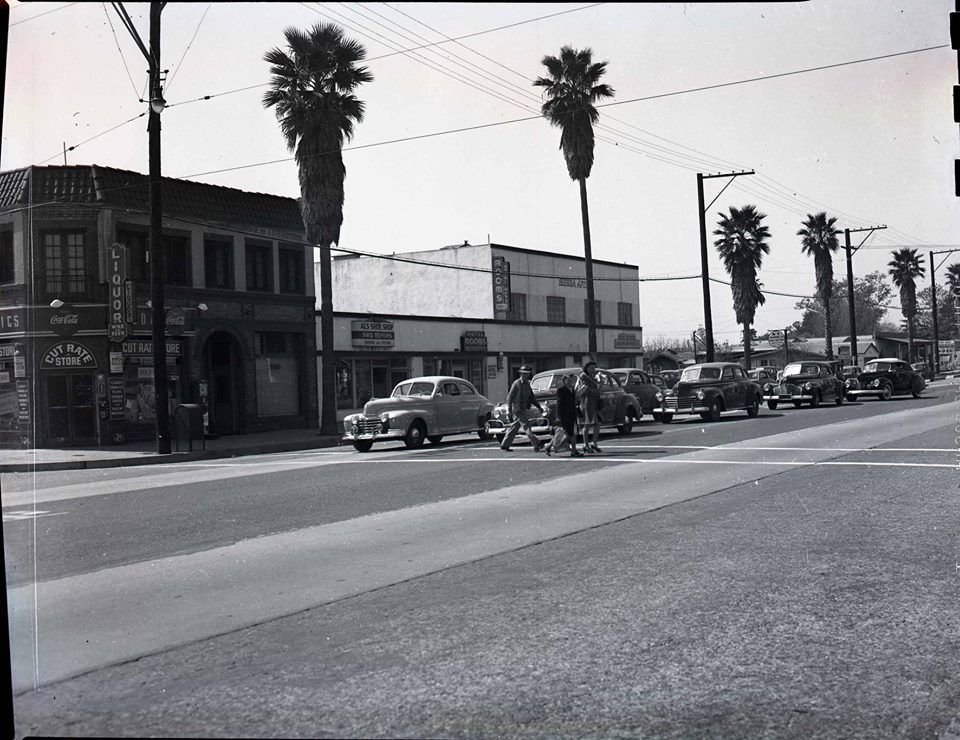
803,383,812,391
655,392,663,401
378,414,390,431
870,379,880,388
493,408,502,419
351,422,359,433
696,390,705,400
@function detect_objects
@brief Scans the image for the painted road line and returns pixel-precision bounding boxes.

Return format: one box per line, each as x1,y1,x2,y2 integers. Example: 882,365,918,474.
609,445,956,453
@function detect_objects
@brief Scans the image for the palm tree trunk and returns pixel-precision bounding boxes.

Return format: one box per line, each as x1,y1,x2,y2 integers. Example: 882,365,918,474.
906,316,915,363
579,178,597,357
823,290,833,359
743,324,751,369
317,240,338,436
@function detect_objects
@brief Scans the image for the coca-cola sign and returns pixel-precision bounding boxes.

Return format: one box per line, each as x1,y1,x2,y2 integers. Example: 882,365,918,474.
50,304,81,337
165,307,187,336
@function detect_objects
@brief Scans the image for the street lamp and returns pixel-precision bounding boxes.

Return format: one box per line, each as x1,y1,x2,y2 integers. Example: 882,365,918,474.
49,299,64,309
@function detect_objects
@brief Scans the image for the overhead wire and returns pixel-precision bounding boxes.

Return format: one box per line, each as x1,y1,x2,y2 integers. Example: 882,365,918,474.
101,1,142,101
9,1,79,27
164,2,212,95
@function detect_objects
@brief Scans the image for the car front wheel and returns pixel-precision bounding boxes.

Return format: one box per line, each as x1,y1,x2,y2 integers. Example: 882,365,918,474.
353,440,374,453
700,399,721,422
617,410,635,435
746,394,760,417
767,399,778,410
404,420,426,449
879,382,893,401
661,413,673,424
810,391,820,409
427,435,443,444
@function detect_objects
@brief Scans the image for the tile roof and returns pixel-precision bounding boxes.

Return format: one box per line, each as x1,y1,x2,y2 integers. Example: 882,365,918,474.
0,164,305,233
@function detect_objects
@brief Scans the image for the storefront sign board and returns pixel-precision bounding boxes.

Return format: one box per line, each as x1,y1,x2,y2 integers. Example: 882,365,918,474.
121,339,183,356
40,342,97,370
558,277,588,289
13,355,25,378
49,304,83,337
492,256,511,312
460,331,488,353
351,320,395,348
107,243,128,341
16,379,30,424
109,377,125,420
613,332,643,349
0,308,25,335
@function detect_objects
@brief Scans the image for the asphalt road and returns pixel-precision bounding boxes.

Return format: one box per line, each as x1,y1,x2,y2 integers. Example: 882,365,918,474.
4,381,959,738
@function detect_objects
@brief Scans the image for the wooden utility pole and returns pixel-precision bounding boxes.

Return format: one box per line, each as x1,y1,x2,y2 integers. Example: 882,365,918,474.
842,225,886,367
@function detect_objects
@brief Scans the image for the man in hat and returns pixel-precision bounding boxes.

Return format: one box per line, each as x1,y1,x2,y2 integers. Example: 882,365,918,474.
500,365,545,452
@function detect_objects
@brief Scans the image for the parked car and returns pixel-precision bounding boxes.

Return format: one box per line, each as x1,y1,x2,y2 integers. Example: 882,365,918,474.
748,368,777,384
342,376,495,452
610,367,668,419
654,362,763,423
847,358,925,400
485,366,641,441
911,362,933,381
658,369,681,388
842,365,862,399
761,361,845,410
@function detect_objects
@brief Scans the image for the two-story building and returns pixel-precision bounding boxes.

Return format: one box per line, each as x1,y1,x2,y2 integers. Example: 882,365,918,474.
321,241,643,414
0,165,317,448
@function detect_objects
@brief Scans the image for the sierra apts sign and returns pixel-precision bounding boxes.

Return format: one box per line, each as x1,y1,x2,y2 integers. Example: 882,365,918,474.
351,320,395,348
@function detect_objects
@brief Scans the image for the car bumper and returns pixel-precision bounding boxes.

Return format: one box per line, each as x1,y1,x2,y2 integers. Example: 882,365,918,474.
485,418,551,436
655,404,711,416
342,429,406,443
762,393,813,402
846,389,884,398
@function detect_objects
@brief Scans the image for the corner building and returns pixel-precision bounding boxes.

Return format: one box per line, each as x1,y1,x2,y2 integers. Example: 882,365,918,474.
321,242,643,415
0,165,317,448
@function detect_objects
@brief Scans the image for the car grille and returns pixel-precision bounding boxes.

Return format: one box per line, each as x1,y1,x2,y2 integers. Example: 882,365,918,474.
356,418,382,434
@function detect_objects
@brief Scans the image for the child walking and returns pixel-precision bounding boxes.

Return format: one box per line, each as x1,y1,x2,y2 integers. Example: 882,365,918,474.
545,373,582,457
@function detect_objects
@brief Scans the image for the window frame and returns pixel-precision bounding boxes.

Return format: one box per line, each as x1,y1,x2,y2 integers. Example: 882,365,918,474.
617,302,633,328
204,236,234,290
546,295,566,324
0,228,13,284
42,229,86,297
507,292,527,322
278,245,305,294
245,239,274,293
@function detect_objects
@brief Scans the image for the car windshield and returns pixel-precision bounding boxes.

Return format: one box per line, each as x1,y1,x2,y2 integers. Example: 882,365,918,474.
614,372,628,384
392,381,435,397
530,374,565,391
680,366,721,382
864,362,891,373
783,363,820,376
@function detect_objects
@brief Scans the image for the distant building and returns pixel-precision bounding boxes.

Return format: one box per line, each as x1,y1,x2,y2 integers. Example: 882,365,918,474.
0,165,317,448
320,242,643,411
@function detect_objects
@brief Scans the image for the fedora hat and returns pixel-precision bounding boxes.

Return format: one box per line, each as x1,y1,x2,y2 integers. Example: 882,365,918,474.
519,364,533,373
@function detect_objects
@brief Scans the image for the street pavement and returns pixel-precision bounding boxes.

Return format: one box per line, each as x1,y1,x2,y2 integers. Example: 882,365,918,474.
3,380,959,738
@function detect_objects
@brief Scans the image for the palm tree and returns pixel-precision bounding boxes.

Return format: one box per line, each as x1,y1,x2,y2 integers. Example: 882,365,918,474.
797,212,840,358
533,46,614,357
263,23,372,435
946,263,960,297
713,205,771,369
887,248,925,363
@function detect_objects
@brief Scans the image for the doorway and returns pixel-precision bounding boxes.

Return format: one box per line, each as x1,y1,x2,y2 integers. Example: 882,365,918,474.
206,331,243,435
46,374,97,446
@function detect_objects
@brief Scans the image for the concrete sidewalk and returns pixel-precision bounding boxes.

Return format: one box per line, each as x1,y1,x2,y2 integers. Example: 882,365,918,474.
0,427,342,473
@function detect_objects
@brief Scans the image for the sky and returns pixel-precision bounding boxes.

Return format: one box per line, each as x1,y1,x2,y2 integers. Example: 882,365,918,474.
4,0,959,344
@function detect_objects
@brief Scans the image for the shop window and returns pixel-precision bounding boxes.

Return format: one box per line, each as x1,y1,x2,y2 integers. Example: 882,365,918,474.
246,239,273,292
618,302,633,327
204,237,233,289
547,296,566,324
43,230,87,298
257,332,287,355
507,293,527,322
117,228,149,282
279,246,305,294
0,229,13,284
165,235,191,286
584,299,601,325
336,360,354,410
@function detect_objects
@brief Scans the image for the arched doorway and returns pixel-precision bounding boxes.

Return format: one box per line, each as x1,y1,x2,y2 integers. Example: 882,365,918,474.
204,330,244,435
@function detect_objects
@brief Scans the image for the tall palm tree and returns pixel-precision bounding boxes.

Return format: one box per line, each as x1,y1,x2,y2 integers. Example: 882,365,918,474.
713,205,771,370
797,212,840,358
533,46,614,357
946,263,960,297
887,248,925,363
263,23,372,435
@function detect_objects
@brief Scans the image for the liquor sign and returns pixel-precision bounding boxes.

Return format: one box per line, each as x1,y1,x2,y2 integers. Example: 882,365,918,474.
107,243,128,341
40,341,97,370
351,320,395,348
460,331,488,353
613,332,642,350
492,256,511,313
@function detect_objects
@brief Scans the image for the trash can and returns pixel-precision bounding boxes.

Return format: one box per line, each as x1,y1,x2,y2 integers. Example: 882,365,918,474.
173,404,206,452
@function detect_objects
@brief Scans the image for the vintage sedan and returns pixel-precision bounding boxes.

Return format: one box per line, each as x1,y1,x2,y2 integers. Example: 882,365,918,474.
748,368,777,384
342,376,495,452
842,365,862,399
610,367,667,419
654,362,762,423
847,358,925,400
762,361,845,410
485,366,641,441
659,369,681,388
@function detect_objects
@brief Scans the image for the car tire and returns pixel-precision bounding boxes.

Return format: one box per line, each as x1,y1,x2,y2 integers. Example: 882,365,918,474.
705,399,722,422
661,413,673,424
792,401,803,409
746,394,760,417
809,391,820,409
404,420,426,449
879,382,893,401
652,412,662,422
427,435,443,444
353,440,373,453
767,400,778,410
478,415,493,440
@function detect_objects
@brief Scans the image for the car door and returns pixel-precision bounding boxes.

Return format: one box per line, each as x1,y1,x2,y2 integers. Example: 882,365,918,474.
722,366,746,408
434,382,462,432
632,371,655,411
597,371,618,423
456,381,480,430
896,363,913,391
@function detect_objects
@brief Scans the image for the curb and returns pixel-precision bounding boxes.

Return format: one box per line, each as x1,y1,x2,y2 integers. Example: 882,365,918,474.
0,437,342,473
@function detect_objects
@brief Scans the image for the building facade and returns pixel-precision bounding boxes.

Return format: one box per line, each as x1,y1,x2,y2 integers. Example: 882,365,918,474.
0,165,317,448
320,242,643,413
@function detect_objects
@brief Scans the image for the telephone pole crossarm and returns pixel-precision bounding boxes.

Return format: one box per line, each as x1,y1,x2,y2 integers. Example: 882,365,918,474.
842,224,886,368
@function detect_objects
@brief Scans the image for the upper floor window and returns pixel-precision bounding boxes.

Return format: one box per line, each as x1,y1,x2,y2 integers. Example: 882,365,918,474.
507,292,527,322
617,302,633,327
584,299,601,325
278,245,304,294
165,235,191,286
245,239,273,292
204,236,233,290
116,228,149,282
547,295,566,324
0,229,13,284
43,230,86,297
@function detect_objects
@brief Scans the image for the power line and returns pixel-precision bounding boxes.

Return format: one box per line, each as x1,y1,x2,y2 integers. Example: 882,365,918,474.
9,1,79,27
164,2,212,94
36,112,147,165
101,1,142,100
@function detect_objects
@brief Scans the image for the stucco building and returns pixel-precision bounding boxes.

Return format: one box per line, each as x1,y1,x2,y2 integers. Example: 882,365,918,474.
0,165,317,448
320,242,643,413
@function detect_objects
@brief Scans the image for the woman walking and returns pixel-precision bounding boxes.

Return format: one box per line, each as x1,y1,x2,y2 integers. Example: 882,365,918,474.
545,373,582,457
577,360,602,453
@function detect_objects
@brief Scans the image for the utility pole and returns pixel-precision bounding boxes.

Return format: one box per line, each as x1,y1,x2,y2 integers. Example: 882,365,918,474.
842,224,886,367
783,326,790,366
114,1,170,453
697,170,754,362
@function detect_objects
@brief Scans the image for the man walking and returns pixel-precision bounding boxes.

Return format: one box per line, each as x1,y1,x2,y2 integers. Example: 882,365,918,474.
500,365,545,452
